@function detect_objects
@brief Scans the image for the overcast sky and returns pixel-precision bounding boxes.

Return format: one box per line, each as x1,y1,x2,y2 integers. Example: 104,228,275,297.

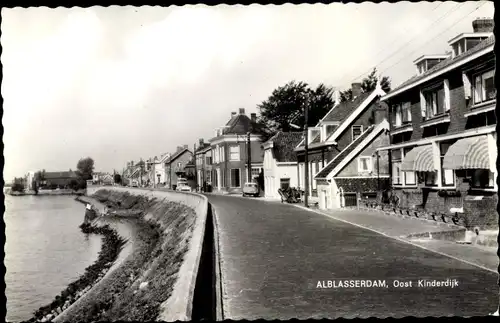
1,2,494,180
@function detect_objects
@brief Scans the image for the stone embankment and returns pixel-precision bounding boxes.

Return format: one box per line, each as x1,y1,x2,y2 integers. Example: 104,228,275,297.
39,187,208,322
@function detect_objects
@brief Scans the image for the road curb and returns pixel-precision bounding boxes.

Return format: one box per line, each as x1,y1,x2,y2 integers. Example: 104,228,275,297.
210,204,225,321
294,204,497,274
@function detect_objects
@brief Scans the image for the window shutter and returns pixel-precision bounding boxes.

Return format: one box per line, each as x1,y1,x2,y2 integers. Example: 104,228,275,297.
462,73,471,99
443,79,450,112
420,90,426,118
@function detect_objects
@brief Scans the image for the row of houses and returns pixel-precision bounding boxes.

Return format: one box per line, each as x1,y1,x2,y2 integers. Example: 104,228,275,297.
192,18,496,229
122,145,195,189
124,18,495,229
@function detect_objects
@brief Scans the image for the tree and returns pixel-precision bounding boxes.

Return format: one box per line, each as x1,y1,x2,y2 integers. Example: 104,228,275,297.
257,81,335,135
12,177,25,192
114,174,122,184
340,68,391,102
76,157,95,181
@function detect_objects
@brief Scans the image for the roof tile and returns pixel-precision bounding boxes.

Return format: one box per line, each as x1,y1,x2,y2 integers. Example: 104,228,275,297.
265,132,303,162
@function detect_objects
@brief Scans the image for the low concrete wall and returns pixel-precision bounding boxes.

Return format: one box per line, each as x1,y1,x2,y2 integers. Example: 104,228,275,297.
86,186,208,321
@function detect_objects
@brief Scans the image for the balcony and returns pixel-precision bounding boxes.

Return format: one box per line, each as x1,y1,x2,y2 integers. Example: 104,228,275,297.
391,122,414,136
465,99,496,117
420,113,451,128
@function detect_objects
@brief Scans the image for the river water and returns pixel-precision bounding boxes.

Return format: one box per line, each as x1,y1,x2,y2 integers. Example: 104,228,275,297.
5,194,103,322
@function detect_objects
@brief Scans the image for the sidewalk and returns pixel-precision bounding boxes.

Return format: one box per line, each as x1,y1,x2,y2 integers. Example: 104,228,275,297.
298,206,498,272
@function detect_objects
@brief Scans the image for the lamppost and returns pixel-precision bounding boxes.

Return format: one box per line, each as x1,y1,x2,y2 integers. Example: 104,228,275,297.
290,95,310,208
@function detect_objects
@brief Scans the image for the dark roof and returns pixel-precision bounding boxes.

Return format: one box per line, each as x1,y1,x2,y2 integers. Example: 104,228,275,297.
322,91,373,123
44,171,78,179
265,132,303,162
165,148,192,164
315,126,375,179
222,114,265,135
297,91,375,149
195,143,211,153
389,35,495,95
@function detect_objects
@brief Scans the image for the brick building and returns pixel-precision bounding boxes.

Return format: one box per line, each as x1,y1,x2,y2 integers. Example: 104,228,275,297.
195,138,213,191
208,108,265,194
295,82,389,208
378,18,496,229
164,145,193,189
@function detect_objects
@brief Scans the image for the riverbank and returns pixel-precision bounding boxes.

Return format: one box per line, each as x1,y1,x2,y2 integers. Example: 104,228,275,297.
6,189,86,196
49,189,196,321
28,221,126,322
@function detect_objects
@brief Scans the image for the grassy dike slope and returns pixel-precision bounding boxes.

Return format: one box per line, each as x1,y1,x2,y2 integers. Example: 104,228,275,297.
55,187,207,321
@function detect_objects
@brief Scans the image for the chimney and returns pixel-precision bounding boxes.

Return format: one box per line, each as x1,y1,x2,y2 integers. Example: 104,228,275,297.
199,138,204,147
239,108,245,115
250,113,257,123
131,161,134,167
473,18,494,33
183,144,188,150
231,111,237,117
352,83,362,99
177,146,183,152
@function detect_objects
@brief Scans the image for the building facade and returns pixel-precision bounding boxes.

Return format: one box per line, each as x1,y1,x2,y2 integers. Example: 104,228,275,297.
195,139,213,191
295,83,389,207
164,145,193,189
208,108,265,194
263,132,303,199
378,18,496,229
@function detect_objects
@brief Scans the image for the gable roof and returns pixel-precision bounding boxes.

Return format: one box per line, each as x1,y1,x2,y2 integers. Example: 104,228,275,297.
315,119,390,179
195,143,211,153
165,148,192,164
264,132,303,162
383,35,495,100
45,171,78,179
295,87,385,150
218,114,266,137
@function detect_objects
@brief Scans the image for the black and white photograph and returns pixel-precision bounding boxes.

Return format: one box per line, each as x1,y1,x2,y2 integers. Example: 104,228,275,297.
2,1,499,321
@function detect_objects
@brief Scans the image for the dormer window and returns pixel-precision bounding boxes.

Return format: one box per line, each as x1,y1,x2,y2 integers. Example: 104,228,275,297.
392,102,412,127
308,127,321,144
448,33,492,58
414,55,449,75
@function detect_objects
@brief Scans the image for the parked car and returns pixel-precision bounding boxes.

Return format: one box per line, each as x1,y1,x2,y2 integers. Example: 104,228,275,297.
131,180,139,187
176,183,192,192
242,182,259,197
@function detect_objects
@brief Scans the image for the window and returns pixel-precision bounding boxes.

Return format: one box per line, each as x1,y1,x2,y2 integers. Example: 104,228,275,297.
469,169,495,189
206,156,212,165
206,170,211,183
424,86,445,118
402,102,412,123
392,162,402,185
358,156,372,173
229,145,240,161
392,104,402,127
473,70,495,104
352,125,363,141
325,125,337,137
402,147,416,185
280,178,291,190
230,169,241,188
251,167,260,178
392,149,402,185
405,171,416,185
177,162,182,169
440,142,455,186
219,146,225,162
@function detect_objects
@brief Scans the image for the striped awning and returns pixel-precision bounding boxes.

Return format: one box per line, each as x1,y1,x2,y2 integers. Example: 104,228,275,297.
401,145,434,171
442,136,489,170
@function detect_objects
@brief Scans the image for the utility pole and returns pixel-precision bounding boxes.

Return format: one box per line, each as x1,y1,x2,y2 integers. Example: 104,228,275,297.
194,143,198,192
247,132,252,183
304,103,309,208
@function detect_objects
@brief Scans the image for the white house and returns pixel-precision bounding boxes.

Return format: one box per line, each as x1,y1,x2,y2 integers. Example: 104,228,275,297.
263,132,303,199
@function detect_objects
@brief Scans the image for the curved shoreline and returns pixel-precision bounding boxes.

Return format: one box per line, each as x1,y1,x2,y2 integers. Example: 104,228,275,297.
28,221,126,323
